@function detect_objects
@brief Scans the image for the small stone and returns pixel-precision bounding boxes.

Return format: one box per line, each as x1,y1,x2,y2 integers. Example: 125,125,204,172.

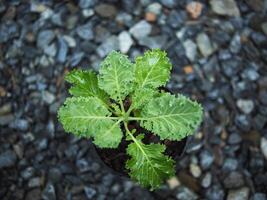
0,114,14,125
186,140,203,153
146,3,162,15
79,0,97,9
13,143,24,159
44,43,57,57
200,150,214,169
218,50,232,60
190,163,201,178
70,52,84,67
95,4,117,18
30,2,47,12
76,159,90,173
36,138,48,151
10,119,29,131
251,32,267,47
230,34,241,54
39,55,53,67
37,30,55,49
222,158,238,172
21,167,35,180
236,99,254,114
167,10,187,29
129,20,152,39
76,23,94,40
260,137,267,160
84,186,96,199
176,186,198,200
0,21,18,43
186,1,203,19
42,183,56,200
210,0,240,17
262,22,267,35
0,86,6,97
138,35,167,49
28,177,42,188
63,35,76,48
253,114,267,130
201,173,212,188
51,13,63,26
251,193,267,200
241,68,259,81
90,162,100,173
228,133,242,144
196,33,214,57
223,172,244,189
145,12,157,22
48,168,62,183
0,103,11,115
96,35,119,58
183,65,194,74
118,31,133,53
227,187,249,200
57,37,68,63
0,150,17,169
0,1,6,13
159,0,177,8
183,39,197,62
110,184,121,195
167,177,180,189
66,15,79,30
82,9,94,18
235,114,251,131
206,185,225,200
42,91,55,104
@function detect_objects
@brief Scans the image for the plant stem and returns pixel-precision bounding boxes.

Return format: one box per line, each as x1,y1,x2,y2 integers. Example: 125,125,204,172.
128,117,144,121
123,121,153,168
125,103,134,116
123,121,137,142
119,98,125,114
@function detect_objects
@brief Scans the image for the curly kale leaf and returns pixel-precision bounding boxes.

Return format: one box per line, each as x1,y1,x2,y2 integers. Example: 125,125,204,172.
65,69,109,103
140,93,203,140
58,97,122,148
135,49,172,89
98,51,134,101
126,134,175,190
131,88,157,110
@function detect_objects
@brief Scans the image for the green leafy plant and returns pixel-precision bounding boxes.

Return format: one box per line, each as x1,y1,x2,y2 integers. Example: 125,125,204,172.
58,49,203,190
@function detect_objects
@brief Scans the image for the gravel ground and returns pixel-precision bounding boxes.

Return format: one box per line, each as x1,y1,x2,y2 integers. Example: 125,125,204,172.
0,0,267,199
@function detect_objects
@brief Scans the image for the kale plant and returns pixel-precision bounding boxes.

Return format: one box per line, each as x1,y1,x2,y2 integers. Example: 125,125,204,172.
58,49,203,190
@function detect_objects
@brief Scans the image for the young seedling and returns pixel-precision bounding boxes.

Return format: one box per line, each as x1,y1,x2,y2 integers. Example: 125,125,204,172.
58,49,203,190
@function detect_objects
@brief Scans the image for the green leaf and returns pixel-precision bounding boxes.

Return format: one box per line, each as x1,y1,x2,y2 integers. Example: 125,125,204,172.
135,49,172,89
65,69,109,103
58,97,122,148
93,120,123,148
126,134,175,190
140,93,203,140
131,88,157,110
98,51,134,101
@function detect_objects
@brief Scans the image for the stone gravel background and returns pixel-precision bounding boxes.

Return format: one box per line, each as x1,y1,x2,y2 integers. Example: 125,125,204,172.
0,0,267,199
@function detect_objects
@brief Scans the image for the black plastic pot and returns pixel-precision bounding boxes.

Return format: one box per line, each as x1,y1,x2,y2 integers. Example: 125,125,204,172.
91,87,193,179
92,134,190,179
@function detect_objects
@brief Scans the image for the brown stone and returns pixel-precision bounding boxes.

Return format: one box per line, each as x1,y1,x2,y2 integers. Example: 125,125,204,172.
145,12,157,22
186,1,203,19
183,65,194,74
178,170,200,192
0,86,6,97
